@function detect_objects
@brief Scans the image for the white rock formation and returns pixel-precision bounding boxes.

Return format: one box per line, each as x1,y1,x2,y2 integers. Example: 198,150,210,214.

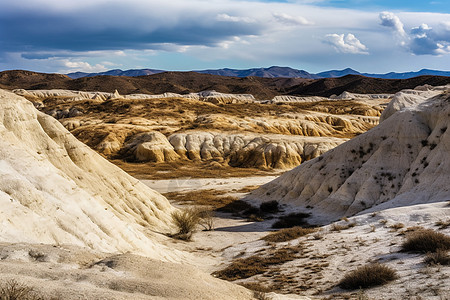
330,91,392,100
14,89,256,104
168,132,345,169
0,89,181,260
245,85,450,224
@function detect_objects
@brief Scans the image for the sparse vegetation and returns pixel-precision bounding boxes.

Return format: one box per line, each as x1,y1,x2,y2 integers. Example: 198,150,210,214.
389,223,405,231
424,249,450,266
171,208,201,240
435,219,450,229
198,209,215,231
259,200,279,213
338,263,397,290
262,226,316,243
401,228,450,253
0,280,44,300
212,245,303,280
330,222,356,232
163,189,238,209
216,200,256,214
272,212,311,229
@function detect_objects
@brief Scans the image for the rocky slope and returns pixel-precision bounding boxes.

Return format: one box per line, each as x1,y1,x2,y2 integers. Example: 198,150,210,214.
0,89,180,259
245,85,450,224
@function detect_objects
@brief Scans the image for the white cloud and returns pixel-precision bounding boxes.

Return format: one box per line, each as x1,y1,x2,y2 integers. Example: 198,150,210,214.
379,11,406,37
273,13,313,26
324,33,369,55
60,60,108,73
216,13,255,23
379,12,450,56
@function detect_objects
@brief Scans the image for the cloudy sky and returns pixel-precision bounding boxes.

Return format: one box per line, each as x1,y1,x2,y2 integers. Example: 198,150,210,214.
1,0,449,74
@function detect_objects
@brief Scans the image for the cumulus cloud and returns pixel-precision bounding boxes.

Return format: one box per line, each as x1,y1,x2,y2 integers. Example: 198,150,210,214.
379,11,406,37
273,13,313,26
379,12,450,56
324,33,369,54
60,60,108,73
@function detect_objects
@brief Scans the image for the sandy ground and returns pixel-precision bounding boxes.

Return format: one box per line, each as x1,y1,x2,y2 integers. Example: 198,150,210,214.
143,177,450,300
142,176,278,194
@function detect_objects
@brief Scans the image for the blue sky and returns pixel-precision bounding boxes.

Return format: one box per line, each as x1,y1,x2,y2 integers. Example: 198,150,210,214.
0,0,449,74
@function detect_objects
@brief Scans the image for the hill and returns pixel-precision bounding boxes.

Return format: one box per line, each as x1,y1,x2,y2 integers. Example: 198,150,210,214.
2,70,450,99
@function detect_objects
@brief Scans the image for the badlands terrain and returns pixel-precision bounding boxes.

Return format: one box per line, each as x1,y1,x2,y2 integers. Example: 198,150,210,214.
0,70,449,299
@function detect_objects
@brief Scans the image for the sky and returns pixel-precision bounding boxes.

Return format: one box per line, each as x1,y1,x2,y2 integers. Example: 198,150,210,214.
0,0,449,74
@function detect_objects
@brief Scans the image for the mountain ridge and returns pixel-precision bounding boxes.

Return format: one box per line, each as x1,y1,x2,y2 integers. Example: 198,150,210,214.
66,66,450,80
2,70,450,99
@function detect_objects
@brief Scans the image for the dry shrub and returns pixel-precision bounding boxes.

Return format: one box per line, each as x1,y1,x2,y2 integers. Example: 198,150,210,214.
212,245,302,280
424,249,450,266
330,222,356,232
262,226,316,243
259,200,279,213
0,280,44,300
216,200,256,214
198,209,215,231
435,219,450,230
339,263,397,290
389,223,405,231
272,212,311,229
171,208,201,240
401,229,450,253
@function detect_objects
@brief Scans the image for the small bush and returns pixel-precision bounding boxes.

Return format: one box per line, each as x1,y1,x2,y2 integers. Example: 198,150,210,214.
272,212,310,229
424,249,450,266
0,280,43,300
262,226,316,243
198,209,215,231
171,208,201,240
217,200,255,214
339,263,397,289
401,229,450,253
259,200,279,213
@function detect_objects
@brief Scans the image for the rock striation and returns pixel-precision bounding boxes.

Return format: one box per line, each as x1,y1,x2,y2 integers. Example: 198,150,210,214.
245,85,450,224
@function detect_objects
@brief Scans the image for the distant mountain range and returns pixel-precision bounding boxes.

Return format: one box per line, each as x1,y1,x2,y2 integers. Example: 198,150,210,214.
67,66,450,80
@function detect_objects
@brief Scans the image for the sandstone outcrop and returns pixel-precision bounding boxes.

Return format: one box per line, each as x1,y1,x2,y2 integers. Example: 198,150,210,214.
245,85,450,224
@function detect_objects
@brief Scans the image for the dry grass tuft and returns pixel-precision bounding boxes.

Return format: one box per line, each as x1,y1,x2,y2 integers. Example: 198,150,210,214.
389,223,405,231
171,208,201,240
424,249,450,266
338,263,397,290
401,228,450,253
272,212,311,229
212,245,302,281
435,219,450,230
0,280,44,300
262,227,316,243
330,222,356,232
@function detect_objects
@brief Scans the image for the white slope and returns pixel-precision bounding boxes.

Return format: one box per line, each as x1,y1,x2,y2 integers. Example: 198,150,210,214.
245,85,450,224
0,89,181,260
